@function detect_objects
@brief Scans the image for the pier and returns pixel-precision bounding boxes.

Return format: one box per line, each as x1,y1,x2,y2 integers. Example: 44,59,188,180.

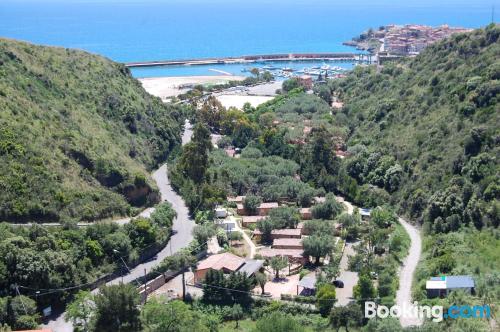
124,52,374,68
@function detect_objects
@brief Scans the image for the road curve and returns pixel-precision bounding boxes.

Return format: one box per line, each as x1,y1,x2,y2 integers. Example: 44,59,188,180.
43,121,194,332
395,217,423,327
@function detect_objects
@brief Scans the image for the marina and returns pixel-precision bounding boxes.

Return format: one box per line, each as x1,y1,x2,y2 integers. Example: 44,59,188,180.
130,59,356,79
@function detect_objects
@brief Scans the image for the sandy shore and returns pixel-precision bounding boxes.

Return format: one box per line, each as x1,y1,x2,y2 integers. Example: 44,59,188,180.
139,75,246,99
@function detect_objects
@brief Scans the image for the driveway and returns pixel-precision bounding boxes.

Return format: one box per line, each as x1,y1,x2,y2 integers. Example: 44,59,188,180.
43,121,194,332
335,241,359,306
395,217,423,327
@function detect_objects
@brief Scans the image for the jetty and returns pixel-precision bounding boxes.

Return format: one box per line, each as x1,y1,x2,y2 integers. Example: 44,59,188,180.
124,52,374,68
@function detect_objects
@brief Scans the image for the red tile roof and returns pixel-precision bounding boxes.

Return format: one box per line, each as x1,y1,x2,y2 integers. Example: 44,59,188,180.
196,252,245,272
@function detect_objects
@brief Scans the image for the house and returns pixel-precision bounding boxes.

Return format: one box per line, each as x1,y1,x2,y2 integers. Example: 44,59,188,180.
216,218,236,232
214,207,228,218
426,276,475,298
257,202,279,216
236,203,246,216
227,196,245,204
254,228,302,240
241,215,266,228
272,238,303,250
299,207,312,220
360,208,372,221
259,248,307,265
194,252,264,283
297,75,313,90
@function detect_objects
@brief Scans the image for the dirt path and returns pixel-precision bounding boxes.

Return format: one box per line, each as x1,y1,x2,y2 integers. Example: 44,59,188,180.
395,217,423,327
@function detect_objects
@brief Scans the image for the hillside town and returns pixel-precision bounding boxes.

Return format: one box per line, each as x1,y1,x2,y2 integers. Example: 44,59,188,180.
344,24,472,56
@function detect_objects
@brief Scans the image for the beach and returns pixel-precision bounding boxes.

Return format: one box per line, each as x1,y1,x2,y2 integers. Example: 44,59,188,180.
138,75,246,99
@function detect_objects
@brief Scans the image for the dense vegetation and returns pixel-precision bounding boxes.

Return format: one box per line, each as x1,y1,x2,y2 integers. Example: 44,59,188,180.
0,38,183,223
165,25,499,332
328,25,499,231
0,202,176,330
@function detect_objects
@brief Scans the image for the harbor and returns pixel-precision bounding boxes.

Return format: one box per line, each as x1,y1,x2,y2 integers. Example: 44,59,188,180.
124,52,374,68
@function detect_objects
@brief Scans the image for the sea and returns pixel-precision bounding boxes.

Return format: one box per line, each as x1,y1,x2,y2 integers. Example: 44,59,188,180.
0,0,497,78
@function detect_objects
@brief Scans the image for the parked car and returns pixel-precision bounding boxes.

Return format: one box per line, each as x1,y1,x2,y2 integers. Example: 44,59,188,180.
333,280,344,288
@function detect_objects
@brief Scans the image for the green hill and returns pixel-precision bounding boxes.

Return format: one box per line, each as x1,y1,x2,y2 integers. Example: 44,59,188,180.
0,39,182,223
329,24,499,231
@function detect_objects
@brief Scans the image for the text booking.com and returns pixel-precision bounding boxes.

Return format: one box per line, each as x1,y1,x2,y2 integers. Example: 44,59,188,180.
365,301,491,322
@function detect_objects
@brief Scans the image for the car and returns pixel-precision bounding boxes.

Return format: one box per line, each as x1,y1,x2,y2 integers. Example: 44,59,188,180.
333,280,344,288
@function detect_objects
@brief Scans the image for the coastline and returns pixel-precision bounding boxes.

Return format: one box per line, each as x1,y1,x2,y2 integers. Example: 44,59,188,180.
138,75,246,99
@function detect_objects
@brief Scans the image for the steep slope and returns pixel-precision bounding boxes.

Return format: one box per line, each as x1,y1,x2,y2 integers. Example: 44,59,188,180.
330,24,499,232
0,38,182,223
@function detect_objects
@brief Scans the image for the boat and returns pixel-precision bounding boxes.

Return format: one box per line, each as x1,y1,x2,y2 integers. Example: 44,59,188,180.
320,64,331,70
263,65,278,70
282,67,294,72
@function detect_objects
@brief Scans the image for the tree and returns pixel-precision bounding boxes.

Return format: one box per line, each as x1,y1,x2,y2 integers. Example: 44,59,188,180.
262,71,274,82
303,219,335,236
66,291,95,332
93,284,141,332
179,123,212,184
311,195,344,220
282,78,300,93
303,235,334,265
2,296,39,330
316,284,336,317
156,250,196,273
268,206,300,229
125,218,157,249
230,304,244,328
141,298,211,332
192,223,217,248
253,312,303,332
330,303,363,332
315,85,332,104
243,195,261,215
150,202,176,228
255,272,267,295
257,218,275,244
269,256,288,279
371,207,396,228
353,273,376,304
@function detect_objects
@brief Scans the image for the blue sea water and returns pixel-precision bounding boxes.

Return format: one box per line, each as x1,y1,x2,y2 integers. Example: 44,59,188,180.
0,0,497,77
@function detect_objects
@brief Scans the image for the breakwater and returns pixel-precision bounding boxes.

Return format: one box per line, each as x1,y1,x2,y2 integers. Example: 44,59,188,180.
125,52,374,68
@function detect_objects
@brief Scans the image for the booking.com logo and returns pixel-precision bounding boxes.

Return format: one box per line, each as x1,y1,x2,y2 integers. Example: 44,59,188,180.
365,301,491,322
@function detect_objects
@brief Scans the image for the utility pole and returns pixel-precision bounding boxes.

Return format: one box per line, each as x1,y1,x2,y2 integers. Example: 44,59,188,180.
143,268,147,303
182,271,186,301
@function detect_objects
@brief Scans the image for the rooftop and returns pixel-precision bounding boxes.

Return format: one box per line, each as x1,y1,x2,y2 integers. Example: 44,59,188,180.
259,202,279,209
259,248,304,259
196,252,245,272
242,215,267,223
298,276,316,289
427,275,475,289
238,259,264,276
273,238,303,247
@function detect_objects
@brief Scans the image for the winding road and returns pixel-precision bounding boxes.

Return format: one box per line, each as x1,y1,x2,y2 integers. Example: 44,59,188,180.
336,196,423,327
44,121,195,332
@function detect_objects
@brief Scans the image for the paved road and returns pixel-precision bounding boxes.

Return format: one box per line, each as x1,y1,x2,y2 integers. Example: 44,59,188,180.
335,194,423,326
43,121,194,332
335,241,359,306
395,217,423,327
